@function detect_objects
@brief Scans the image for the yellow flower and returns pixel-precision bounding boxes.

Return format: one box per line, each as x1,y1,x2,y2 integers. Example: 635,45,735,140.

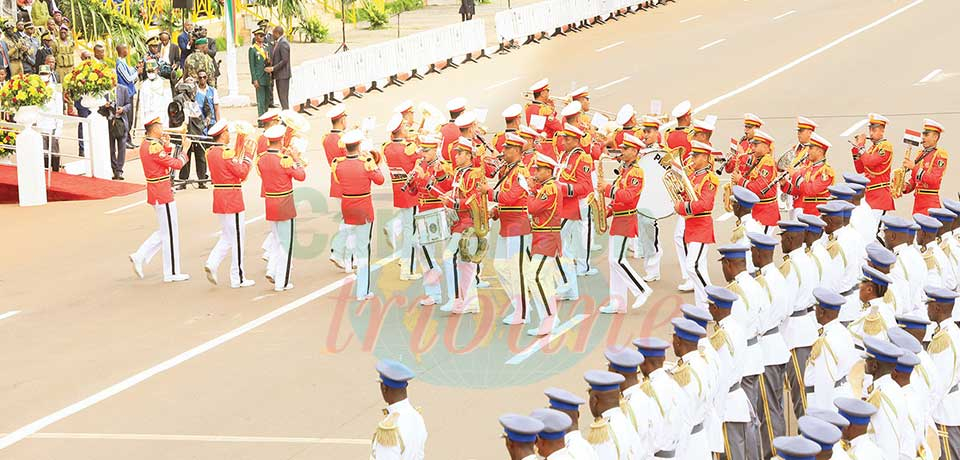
16,90,26,100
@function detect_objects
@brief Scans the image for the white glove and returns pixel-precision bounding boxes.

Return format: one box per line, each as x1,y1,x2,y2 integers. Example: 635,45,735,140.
518,174,530,193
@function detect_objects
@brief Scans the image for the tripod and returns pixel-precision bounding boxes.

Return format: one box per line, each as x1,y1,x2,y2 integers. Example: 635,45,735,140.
335,0,349,53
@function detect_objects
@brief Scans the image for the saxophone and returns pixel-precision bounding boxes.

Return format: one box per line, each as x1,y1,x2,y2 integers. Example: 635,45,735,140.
891,147,913,199
722,181,734,212
589,154,609,234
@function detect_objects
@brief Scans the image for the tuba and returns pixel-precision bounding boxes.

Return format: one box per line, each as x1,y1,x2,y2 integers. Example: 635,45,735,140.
233,121,258,160
660,146,699,205
459,191,490,263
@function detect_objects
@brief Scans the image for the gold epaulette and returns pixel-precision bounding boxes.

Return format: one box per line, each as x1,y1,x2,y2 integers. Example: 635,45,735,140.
726,281,749,310
373,412,401,447
221,148,236,160
924,250,939,271
586,417,611,445
827,239,846,265
866,389,882,409
670,362,692,387
619,398,638,432
280,155,295,169
929,328,953,355
148,142,163,155
709,328,730,351
778,258,792,278
863,311,884,337
404,142,417,156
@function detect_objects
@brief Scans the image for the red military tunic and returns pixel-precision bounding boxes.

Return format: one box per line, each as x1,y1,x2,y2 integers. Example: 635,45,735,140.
613,126,639,149
322,130,346,198
258,149,306,221
665,126,693,163
903,147,949,216
530,178,562,257
736,154,779,226
257,135,270,198
675,167,718,244
489,161,531,237
524,101,562,138
724,138,752,174
852,139,895,211
786,143,810,212
785,159,835,216
440,121,460,163
406,158,454,211
139,138,184,205
557,147,594,220
450,166,484,233
493,129,517,154
383,139,419,209
604,160,643,237
333,154,385,225
537,139,559,162
206,145,254,214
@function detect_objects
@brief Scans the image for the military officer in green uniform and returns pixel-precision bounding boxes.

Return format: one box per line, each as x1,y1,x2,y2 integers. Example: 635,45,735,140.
248,27,271,119
54,25,74,83
184,37,216,87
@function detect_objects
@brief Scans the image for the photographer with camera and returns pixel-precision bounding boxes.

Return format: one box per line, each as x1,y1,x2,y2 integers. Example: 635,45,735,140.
174,73,218,189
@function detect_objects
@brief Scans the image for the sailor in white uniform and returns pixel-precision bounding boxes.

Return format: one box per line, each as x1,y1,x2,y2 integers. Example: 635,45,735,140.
371,360,428,460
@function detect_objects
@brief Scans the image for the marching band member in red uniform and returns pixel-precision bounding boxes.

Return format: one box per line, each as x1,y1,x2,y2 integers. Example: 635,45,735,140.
732,129,779,233
782,116,818,213
393,100,418,142
404,135,453,307
599,134,652,314
323,105,351,272
203,120,256,288
665,100,693,162
258,125,306,291
383,114,422,281
494,104,522,154
569,86,592,130
691,118,715,168
525,152,563,337
741,113,762,153
903,118,948,216
453,111,495,177
440,97,467,162
633,116,665,280
130,116,189,282
852,113,895,215
333,130,385,301
487,133,533,325
519,125,541,172
783,132,835,217
257,109,281,261
524,79,562,139
555,124,594,301
612,104,639,148
561,101,603,161
674,140,719,307
724,113,761,175
443,138,485,314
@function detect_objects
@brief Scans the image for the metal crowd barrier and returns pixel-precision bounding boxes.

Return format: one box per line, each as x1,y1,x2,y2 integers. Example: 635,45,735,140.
495,0,651,44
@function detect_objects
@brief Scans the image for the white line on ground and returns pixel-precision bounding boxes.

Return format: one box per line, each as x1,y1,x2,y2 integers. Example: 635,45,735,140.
595,41,625,52
679,14,702,23
483,77,522,90
210,214,266,237
505,314,589,365
841,119,869,137
915,68,942,85
595,77,630,90
251,294,272,301
0,310,20,322
698,38,726,50
0,254,399,451
15,433,369,445
104,200,146,215
773,10,796,20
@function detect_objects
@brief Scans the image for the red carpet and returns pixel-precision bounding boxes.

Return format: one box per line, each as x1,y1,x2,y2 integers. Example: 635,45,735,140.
0,165,144,204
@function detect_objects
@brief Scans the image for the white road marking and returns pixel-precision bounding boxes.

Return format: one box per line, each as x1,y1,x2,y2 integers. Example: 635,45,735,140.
505,314,589,365
104,200,146,215
0,310,20,322
0,254,399,451
685,0,926,119
16,432,369,445
210,214,266,237
595,41,625,52
915,68,942,85
595,77,630,90
251,294,271,301
773,10,796,20
841,119,869,137
679,14,702,23
483,77,522,90
698,38,726,51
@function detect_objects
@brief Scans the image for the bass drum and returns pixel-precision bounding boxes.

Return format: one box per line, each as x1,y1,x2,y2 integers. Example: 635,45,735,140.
636,150,673,219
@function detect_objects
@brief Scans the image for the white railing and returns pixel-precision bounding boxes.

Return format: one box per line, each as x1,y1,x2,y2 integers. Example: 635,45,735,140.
494,0,640,43
289,19,487,108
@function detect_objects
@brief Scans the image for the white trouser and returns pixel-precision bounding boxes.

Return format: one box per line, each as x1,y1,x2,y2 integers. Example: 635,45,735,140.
344,222,373,299
206,211,247,285
576,198,593,273
494,234,530,321
330,197,350,264
674,216,689,282
685,241,711,307
609,235,652,311
261,231,276,261
133,202,183,278
398,207,417,276
444,232,479,311
416,239,444,303
559,218,584,297
268,219,294,290
637,215,662,277
527,254,559,334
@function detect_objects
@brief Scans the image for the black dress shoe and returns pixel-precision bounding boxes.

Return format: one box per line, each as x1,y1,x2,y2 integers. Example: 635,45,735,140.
112,174,118,180
118,174,125,181
125,142,136,149
197,182,208,189
177,183,187,190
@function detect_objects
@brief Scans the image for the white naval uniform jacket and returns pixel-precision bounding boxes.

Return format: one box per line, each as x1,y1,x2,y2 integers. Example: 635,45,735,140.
925,240,959,291
912,349,942,418
546,448,578,460
804,320,857,411
867,375,915,460
904,381,937,460
728,271,769,377
850,201,878,243
648,368,684,456
847,297,897,346
893,243,928,314
623,379,666,458
931,320,960,426
565,430,600,460
758,263,792,366
847,434,884,459
781,248,821,350
673,350,719,460
371,399,427,460
705,317,752,455
831,228,867,322
732,214,765,273
602,406,641,460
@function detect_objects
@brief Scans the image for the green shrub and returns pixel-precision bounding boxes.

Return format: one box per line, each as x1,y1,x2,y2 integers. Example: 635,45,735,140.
361,0,389,29
385,0,422,15
294,16,331,43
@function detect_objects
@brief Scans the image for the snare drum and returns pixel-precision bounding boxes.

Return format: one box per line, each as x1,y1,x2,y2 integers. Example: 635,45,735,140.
415,208,452,245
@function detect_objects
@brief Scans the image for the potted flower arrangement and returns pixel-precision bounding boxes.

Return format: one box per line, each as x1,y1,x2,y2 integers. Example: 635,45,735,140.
63,59,118,109
0,128,16,161
0,73,54,125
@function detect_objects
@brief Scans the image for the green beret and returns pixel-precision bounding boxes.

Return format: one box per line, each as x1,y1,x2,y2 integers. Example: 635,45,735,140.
194,37,208,45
